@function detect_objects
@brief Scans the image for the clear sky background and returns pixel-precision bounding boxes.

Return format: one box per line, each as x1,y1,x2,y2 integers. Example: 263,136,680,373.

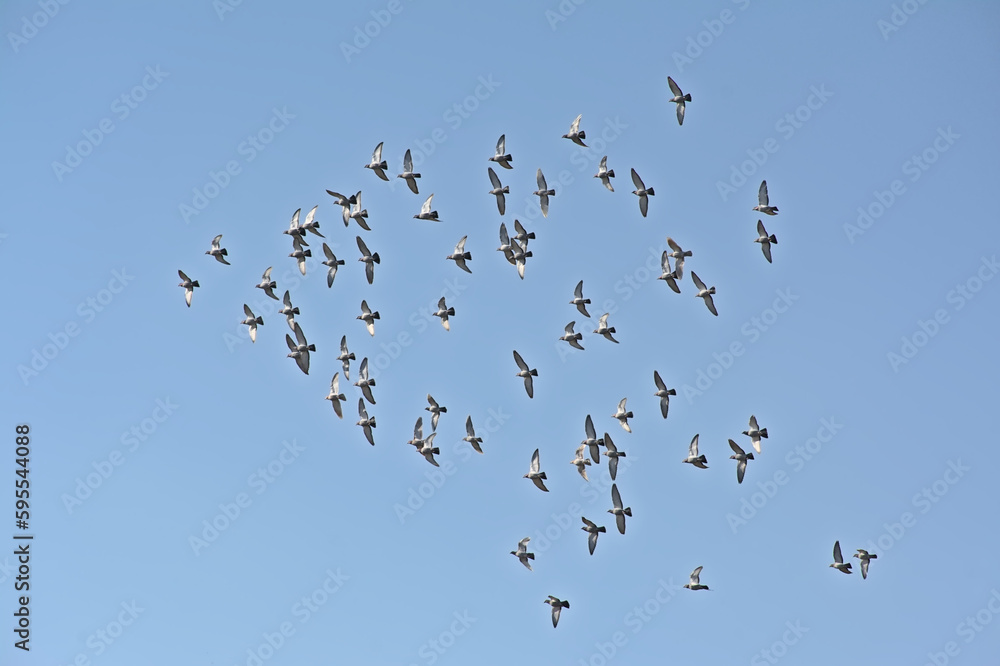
3,1,1000,664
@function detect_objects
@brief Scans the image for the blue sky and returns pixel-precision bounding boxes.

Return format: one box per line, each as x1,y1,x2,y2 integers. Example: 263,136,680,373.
3,0,1000,664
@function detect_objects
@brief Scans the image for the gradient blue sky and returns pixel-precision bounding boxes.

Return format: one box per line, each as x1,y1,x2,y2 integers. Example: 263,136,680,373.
4,1,1000,664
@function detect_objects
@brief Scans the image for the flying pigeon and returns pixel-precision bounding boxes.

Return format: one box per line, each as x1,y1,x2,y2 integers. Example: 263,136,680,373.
364,142,389,181
683,566,709,590
593,313,619,343
653,371,676,419
397,149,421,194
512,219,535,247
544,596,570,628
177,270,199,307
829,540,852,574
631,169,654,218
407,417,427,451
326,190,356,227
285,321,315,375
240,304,263,342
691,272,718,316
354,357,376,405
283,208,307,243
418,433,440,467
322,243,345,288
279,290,299,330
682,434,708,468
337,335,355,381
511,537,534,571
513,350,537,398
570,445,591,481
496,222,515,265
425,394,447,431
565,283,591,322
603,432,626,481
489,134,513,169
582,414,604,464
608,483,632,534
728,439,755,484
742,415,768,453
511,239,532,279
612,398,633,433
594,155,615,191
581,517,606,555
488,167,508,215
356,398,376,446
446,236,472,273
433,297,455,331
533,168,555,218
463,416,484,454
667,76,692,126
666,237,692,281
289,236,311,276
755,219,777,263
414,193,439,221
255,266,278,300
206,234,230,265
559,321,585,350
300,205,324,237
325,372,346,418
356,235,380,285
658,252,681,294
358,300,379,336
562,114,587,147
853,549,878,579
753,180,779,215
524,447,549,492
348,191,370,231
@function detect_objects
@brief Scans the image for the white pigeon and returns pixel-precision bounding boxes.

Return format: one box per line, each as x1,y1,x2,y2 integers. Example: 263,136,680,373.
570,444,592,481
657,251,681,294
489,134,513,169
356,398,376,446
513,350,537,398
691,272,718,316
754,219,777,263
463,416,484,454
397,149,421,194
608,483,631,534
324,372,346,418
533,168,555,218
603,432,626,481
682,434,708,468
418,433,440,467
354,357,376,405
283,208,307,242
206,234,230,265
322,243,345,288
414,193,439,221
667,76,692,126
325,189,356,227
728,439,754,484
337,335,355,381
512,219,535,247
357,300,379,337
829,540,852,574
511,537,534,570
255,266,278,300
497,222,516,265
356,235,380,285
488,167,508,215
570,280,591,317
544,596,570,628
631,169,654,218
524,447,549,492
581,517,606,555
666,237,692,281
653,370,676,419
853,549,878,580
742,415,768,453
612,397,633,432
560,321,585,350
348,191,370,231
511,239,532,280
433,297,454,331
279,290,299,330
177,270,199,307
285,321,315,375
683,566,709,590
240,304,263,343
753,180,779,215
594,155,614,191
446,236,472,273
364,141,389,180
289,236,311,276
425,394,447,431
593,313,619,343
562,114,587,147
300,205,324,237
582,414,604,464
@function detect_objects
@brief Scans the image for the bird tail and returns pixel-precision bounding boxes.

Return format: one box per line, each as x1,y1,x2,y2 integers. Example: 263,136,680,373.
360,209,368,217
304,250,312,257
647,187,655,196
618,451,627,458
546,189,555,196
769,235,777,244
292,307,300,315
539,472,547,479
747,453,755,460
369,379,375,386
369,417,377,427
463,252,472,260
524,251,533,258
697,455,707,465
255,316,264,325
760,428,768,438
684,93,692,102
337,259,345,266
221,249,228,255
708,287,716,294
308,344,316,352
625,411,633,418
624,507,632,517
607,169,615,178
431,447,439,454
608,327,616,334
772,207,778,212
192,281,200,287
372,252,381,264
447,307,455,316
578,130,586,139
526,553,535,560
439,407,447,413
502,186,509,194
869,554,878,559
667,389,676,396
584,298,591,304
530,369,538,376
378,160,387,170
598,526,607,533
372,312,380,319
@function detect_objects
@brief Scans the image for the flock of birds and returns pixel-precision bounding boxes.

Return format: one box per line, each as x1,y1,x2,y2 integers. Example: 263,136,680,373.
175,74,874,630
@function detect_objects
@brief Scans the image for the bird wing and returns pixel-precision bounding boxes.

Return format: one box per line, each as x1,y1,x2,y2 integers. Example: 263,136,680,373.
243,303,254,318
729,439,744,455
357,235,370,256
403,149,413,172
611,482,622,509
536,168,547,190
758,180,769,206
667,76,683,97
513,350,528,371
691,272,707,291
631,168,645,190
569,114,581,133
372,141,383,161
833,540,844,564
530,448,540,473
654,370,666,391
689,434,700,457
496,134,505,155
488,167,501,189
